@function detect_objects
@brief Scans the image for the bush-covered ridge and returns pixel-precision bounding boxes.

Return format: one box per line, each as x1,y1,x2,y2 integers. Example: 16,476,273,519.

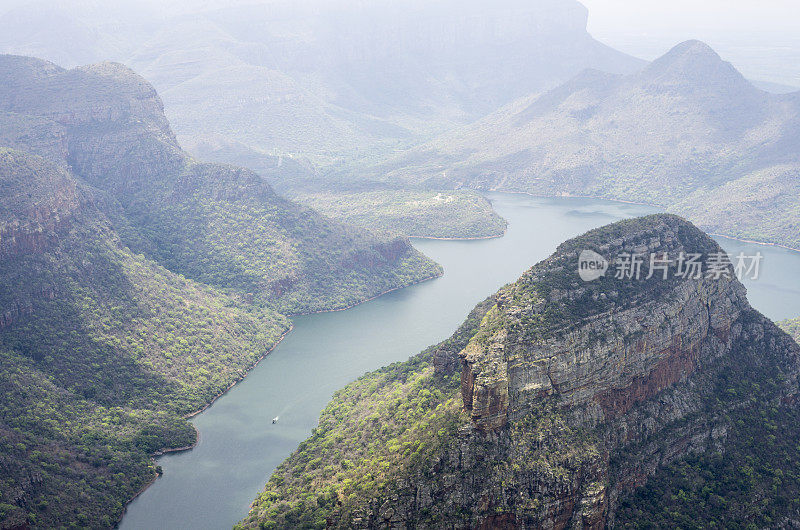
237,296,496,529
0,54,442,315
0,52,442,527
291,190,507,239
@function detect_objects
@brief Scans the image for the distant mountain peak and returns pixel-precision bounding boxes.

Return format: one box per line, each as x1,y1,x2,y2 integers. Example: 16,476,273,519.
641,39,753,93
665,39,721,60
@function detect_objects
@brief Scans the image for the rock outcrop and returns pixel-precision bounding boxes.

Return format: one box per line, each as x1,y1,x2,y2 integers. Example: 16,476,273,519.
438,214,796,527
460,215,746,434
0,148,84,258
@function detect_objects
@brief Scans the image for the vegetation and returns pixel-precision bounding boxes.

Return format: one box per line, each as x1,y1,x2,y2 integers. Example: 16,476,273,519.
617,406,800,528
0,152,290,528
115,163,442,315
779,317,800,344
238,297,496,529
291,190,507,239
0,56,445,528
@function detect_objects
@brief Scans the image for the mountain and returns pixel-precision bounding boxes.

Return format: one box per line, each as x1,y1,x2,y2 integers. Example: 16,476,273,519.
0,53,442,528
0,148,290,528
0,54,441,314
0,0,643,166
373,40,800,250
240,215,800,528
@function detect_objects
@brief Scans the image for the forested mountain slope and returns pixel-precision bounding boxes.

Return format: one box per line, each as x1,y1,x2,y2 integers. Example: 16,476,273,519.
0,52,441,528
0,148,289,528
0,54,441,314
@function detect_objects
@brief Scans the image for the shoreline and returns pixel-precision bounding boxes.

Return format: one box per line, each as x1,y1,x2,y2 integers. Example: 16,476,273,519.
184,324,295,419
487,188,665,209
153,424,201,455
290,271,443,317
115,191,798,526
708,232,800,253
116,324,294,527
484,189,800,254
117,272,442,523
410,228,507,241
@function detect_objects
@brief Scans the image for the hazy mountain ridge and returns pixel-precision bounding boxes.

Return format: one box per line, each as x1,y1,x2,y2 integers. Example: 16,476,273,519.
241,215,800,528
0,54,441,314
0,0,643,166
372,40,800,249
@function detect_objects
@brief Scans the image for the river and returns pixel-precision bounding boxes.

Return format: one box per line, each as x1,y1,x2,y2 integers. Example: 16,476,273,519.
119,193,800,529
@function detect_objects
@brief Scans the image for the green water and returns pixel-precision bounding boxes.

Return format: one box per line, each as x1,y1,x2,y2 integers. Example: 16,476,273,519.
119,194,800,529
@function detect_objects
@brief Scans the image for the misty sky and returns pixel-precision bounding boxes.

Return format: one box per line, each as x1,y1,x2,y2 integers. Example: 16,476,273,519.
582,0,800,35
0,0,798,86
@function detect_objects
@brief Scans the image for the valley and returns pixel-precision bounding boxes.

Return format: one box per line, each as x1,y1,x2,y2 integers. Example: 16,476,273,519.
357,41,800,252
0,54,439,528
1,1,799,528
119,194,800,529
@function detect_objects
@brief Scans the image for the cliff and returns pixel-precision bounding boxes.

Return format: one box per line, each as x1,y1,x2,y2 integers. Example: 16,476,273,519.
0,148,82,259
241,215,800,528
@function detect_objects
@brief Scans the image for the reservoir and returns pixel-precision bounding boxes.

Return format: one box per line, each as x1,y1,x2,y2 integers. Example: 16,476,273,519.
119,193,800,529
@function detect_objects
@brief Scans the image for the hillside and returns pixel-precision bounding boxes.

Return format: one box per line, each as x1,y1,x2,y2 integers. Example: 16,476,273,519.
240,215,800,528
0,54,441,314
0,149,290,528
375,40,800,250
0,53,443,528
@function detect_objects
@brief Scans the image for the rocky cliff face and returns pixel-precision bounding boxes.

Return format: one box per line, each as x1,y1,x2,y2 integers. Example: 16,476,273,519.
243,215,800,529
0,148,84,258
461,215,746,434
439,215,793,528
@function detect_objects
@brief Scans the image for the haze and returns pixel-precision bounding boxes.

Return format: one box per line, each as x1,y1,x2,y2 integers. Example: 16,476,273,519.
583,0,800,86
